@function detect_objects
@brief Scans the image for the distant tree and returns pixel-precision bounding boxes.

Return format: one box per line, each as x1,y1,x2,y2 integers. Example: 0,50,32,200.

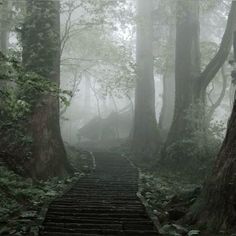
163,0,236,161
60,1,135,119
22,0,73,179
132,0,158,159
157,0,176,140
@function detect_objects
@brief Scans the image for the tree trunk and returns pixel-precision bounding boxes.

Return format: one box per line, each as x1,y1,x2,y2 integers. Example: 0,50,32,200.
0,0,11,90
164,0,201,151
132,0,158,159
159,2,176,140
0,0,10,55
22,0,73,179
186,31,236,234
199,1,236,92
84,73,91,112
163,1,236,163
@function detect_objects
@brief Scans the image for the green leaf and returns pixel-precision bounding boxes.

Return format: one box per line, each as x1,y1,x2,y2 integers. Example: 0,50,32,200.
188,230,200,236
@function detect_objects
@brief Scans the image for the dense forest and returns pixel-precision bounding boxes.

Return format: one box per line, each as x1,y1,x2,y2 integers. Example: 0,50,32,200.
0,0,236,235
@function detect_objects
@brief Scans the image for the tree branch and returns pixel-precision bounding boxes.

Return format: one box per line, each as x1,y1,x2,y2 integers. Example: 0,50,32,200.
200,1,236,90
207,64,228,121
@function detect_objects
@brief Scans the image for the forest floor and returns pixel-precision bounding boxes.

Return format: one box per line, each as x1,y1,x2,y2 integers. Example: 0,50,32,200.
0,145,233,236
0,166,79,236
139,171,201,235
125,153,233,236
0,146,93,236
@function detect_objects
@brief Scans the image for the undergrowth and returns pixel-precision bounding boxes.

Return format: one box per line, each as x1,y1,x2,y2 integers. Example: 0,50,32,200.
0,145,94,236
0,166,81,235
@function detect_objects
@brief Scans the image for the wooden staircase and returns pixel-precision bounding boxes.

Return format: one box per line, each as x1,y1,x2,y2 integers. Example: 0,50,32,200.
39,152,158,235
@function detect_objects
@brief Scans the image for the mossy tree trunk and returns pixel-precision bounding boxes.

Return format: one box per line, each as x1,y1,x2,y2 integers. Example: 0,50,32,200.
22,0,73,179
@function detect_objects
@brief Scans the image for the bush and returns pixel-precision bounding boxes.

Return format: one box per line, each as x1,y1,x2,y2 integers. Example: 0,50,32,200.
165,102,225,177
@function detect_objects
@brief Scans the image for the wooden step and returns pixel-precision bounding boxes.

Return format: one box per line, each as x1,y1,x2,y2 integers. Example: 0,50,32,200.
39,152,158,235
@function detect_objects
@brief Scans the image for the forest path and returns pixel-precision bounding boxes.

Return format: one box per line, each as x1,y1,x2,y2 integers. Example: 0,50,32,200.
39,152,158,235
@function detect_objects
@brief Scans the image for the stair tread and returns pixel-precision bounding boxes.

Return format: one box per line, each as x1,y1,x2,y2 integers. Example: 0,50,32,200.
39,152,158,235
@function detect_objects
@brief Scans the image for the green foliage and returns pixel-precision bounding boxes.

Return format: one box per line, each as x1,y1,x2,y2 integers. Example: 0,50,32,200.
0,166,80,235
140,172,199,209
0,53,71,159
139,172,200,235
165,102,225,177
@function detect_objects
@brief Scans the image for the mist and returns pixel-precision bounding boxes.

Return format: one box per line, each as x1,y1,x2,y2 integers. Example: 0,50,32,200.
0,0,236,235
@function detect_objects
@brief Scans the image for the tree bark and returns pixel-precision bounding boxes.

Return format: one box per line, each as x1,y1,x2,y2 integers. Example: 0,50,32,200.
132,0,158,159
22,0,73,179
186,31,236,234
164,0,201,150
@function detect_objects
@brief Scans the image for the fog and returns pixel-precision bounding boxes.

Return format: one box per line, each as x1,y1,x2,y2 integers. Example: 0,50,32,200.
58,0,232,148
1,0,236,235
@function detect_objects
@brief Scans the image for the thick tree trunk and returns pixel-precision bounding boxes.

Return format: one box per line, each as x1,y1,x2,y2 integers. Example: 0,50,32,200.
164,0,201,151
186,32,236,234
22,0,73,179
132,0,158,159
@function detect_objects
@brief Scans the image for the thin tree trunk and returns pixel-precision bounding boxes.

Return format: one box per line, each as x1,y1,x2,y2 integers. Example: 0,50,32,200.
22,0,73,179
0,0,11,90
88,76,101,118
84,73,91,112
0,0,11,55
159,3,176,140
